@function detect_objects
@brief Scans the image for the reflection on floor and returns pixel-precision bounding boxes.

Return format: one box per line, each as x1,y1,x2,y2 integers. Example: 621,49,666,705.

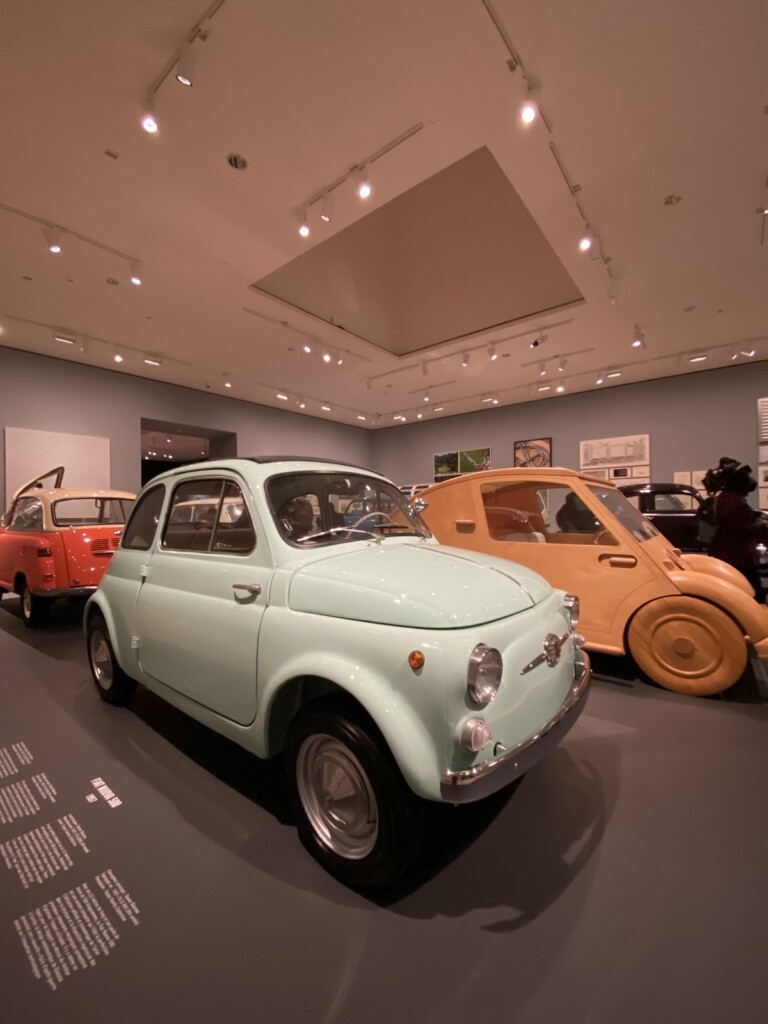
1,593,766,1023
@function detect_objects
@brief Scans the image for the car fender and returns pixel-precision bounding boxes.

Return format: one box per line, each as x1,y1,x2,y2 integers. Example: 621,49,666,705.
83,593,141,677
679,553,754,595
258,648,444,801
665,569,768,643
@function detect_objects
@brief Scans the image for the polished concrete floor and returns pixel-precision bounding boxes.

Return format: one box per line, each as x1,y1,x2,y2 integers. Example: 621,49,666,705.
1,595,767,1024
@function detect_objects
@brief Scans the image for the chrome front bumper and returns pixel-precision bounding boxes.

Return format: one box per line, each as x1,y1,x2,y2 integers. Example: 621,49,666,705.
440,653,591,804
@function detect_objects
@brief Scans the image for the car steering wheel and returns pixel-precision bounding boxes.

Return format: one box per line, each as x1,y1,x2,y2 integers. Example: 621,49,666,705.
351,511,394,530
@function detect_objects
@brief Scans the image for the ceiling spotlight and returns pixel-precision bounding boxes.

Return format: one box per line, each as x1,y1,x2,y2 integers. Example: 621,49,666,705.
336,354,343,366
423,391,430,402
175,41,197,87
530,334,546,349
537,384,551,393
357,415,366,422
351,166,372,200
43,227,62,253
321,405,331,412
365,378,373,391
113,351,124,363
143,357,161,366
488,344,498,361
520,89,538,126
302,343,312,354
129,261,143,286
557,358,567,372
224,381,232,388
417,412,423,420
139,98,159,135
276,392,289,401
740,348,756,358
556,384,565,393
606,370,622,378
297,208,310,238
298,396,306,409
538,362,546,376
322,352,332,363
607,283,618,305
319,193,335,223
54,333,76,345
462,352,470,367
689,354,707,363
632,326,645,349
578,231,593,253
595,373,604,385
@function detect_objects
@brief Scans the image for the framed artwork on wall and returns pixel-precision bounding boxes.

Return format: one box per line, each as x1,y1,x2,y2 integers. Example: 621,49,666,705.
514,437,551,467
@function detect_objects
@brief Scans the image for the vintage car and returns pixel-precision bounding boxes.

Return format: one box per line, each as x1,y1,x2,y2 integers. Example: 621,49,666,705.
0,467,135,627
618,482,705,552
85,457,589,892
416,467,768,697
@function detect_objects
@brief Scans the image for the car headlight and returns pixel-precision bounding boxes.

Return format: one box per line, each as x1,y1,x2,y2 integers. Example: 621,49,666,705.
467,644,502,705
563,593,580,631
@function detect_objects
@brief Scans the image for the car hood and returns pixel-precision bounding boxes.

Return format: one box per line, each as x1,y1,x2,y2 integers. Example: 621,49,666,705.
286,541,551,628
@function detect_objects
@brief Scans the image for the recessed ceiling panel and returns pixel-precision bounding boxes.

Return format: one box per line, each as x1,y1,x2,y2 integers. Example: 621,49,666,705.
253,147,583,356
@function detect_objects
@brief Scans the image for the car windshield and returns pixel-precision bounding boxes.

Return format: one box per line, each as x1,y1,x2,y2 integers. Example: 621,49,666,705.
267,472,431,546
52,497,134,526
588,485,659,542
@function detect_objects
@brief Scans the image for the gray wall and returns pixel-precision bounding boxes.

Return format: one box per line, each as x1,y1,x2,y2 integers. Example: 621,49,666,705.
371,362,768,486
2,345,766,499
0,347,372,496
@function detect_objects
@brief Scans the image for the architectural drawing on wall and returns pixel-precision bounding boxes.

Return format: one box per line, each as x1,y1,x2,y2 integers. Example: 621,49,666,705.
580,432,650,484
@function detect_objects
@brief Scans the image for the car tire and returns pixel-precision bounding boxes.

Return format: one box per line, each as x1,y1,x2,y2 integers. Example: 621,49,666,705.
284,699,426,893
627,596,747,696
19,580,50,629
87,613,137,706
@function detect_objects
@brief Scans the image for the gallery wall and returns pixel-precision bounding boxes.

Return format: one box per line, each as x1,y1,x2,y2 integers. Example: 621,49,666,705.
0,347,371,496
1,345,766,500
371,361,768,490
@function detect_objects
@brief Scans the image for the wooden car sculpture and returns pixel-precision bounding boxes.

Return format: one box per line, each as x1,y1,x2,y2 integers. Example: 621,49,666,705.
0,467,135,627
416,467,768,696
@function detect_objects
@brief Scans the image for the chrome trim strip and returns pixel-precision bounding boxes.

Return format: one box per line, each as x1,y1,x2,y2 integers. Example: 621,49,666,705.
440,653,591,804
520,632,570,675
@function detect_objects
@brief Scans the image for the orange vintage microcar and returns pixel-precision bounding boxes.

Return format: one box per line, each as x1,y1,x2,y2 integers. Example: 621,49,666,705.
0,467,135,628
417,467,768,696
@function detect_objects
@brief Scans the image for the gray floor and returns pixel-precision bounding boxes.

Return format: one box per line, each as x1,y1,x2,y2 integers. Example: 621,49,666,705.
1,595,767,1024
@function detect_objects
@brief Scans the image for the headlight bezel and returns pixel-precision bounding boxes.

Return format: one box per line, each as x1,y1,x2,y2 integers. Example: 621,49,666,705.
467,643,503,706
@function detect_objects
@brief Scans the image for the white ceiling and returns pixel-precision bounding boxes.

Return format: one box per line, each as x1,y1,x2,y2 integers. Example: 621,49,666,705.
1,0,767,431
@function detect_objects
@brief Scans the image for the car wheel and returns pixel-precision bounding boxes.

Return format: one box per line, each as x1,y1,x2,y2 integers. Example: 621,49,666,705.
627,597,747,696
19,580,50,629
284,700,426,892
87,614,136,705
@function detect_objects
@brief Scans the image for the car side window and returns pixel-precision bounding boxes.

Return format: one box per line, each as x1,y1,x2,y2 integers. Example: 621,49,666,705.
8,497,44,531
163,479,256,554
481,482,617,545
122,486,165,551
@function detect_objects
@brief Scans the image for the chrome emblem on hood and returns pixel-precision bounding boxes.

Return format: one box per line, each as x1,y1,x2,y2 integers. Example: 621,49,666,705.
520,632,567,675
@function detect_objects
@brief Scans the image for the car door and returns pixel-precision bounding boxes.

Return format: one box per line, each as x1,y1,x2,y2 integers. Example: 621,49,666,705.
478,480,659,647
0,497,45,587
135,476,272,726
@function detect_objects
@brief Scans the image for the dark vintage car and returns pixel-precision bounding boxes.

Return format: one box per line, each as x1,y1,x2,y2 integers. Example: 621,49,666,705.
618,483,704,552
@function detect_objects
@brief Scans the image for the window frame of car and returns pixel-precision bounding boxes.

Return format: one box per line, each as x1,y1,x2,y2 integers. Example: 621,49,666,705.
160,477,257,556
7,496,45,532
121,485,166,551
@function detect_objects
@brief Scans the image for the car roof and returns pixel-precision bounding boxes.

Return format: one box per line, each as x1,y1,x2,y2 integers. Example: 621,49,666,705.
143,457,388,489
421,466,617,491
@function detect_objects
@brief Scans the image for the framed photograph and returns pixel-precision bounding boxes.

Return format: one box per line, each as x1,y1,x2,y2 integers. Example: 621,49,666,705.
433,451,459,480
459,448,491,473
514,437,551,467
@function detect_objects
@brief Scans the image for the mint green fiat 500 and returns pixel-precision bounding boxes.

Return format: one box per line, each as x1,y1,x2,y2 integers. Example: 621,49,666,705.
85,457,589,892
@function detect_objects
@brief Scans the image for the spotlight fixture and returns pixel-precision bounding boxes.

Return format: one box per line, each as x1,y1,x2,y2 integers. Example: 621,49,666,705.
322,352,332,363
321,405,331,412
357,415,366,422
631,325,645,349
537,384,551,393
139,97,159,135
129,261,143,286
319,193,335,223
224,381,232,388
538,362,546,376
43,227,62,253
556,384,565,393
297,396,306,409
462,352,470,367
143,357,161,367
276,392,289,401
423,391,430,402
595,373,604,385
520,89,538,126
606,370,622,378
302,343,312,354
297,208,310,238
741,348,756,357
113,351,124,363
175,42,197,87
689,355,707,363
557,358,567,372
336,353,343,366
351,166,372,200
530,333,546,349
422,360,428,376
578,230,593,253
54,333,76,345
488,344,498,361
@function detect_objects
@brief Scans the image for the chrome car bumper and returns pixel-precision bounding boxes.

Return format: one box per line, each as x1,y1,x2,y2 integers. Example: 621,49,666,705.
30,586,97,599
440,653,591,804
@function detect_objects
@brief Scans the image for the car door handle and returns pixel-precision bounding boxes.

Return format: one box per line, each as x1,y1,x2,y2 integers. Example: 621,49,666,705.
598,554,637,568
232,583,262,596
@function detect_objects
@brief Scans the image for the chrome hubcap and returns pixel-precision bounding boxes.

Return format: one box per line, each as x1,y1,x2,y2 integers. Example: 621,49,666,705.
89,630,113,690
296,734,378,860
